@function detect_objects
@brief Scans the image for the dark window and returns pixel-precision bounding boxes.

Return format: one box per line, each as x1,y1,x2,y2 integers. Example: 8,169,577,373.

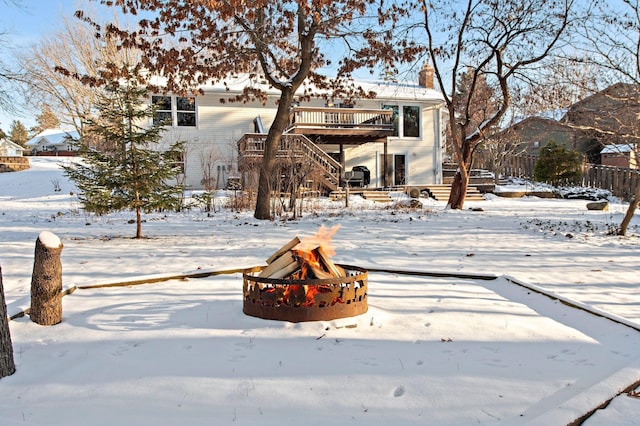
176,96,196,127
169,150,186,174
152,96,172,126
403,106,420,137
383,104,399,136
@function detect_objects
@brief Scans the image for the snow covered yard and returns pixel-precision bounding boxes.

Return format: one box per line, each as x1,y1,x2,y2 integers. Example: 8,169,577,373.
1,157,640,425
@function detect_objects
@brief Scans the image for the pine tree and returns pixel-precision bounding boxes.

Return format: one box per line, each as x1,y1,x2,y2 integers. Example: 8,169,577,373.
63,70,184,239
31,106,61,135
534,141,583,186
9,120,28,147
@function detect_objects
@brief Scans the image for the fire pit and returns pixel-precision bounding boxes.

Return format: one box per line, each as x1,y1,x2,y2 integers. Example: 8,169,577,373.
242,228,368,322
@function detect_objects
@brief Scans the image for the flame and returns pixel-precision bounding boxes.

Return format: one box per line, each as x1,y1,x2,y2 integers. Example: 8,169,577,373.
294,247,320,280
295,224,341,257
287,224,342,305
293,224,341,280
283,284,318,307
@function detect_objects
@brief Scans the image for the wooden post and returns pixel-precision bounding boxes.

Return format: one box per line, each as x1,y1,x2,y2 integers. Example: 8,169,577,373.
0,264,16,378
30,231,63,326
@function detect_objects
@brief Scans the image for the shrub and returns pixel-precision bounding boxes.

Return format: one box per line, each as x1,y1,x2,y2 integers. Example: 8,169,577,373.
534,141,583,186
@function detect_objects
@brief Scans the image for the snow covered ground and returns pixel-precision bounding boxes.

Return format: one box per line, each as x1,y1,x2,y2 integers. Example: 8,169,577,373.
1,157,639,425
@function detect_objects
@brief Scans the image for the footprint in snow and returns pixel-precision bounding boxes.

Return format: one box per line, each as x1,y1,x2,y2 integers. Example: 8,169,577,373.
393,386,406,397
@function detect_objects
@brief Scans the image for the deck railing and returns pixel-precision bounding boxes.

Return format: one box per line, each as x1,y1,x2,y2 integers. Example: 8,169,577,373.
287,106,394,131
237,133,342,191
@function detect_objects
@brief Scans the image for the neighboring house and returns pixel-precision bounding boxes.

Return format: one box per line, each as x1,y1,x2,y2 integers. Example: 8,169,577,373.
600,144,637,168
0,138,26,156
25,129,80,156
494,83,640,166
151,65,445,192
561,83,640,163
490,116,576,157
0,138,29,172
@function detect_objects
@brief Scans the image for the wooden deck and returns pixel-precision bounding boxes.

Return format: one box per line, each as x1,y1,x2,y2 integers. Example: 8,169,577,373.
286,106,395,143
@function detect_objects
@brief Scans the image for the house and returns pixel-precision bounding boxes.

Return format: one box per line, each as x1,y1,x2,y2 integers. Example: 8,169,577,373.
25,129,80,156
0,138,29,172
561,83,640,163
600,144,637,168
0,138,26,157
152,65,445,193
492,83,640,166
490,116,576,157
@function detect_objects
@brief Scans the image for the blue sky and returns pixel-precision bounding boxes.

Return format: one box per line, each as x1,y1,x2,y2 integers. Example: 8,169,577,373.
0,1,100,132
2,1,78,43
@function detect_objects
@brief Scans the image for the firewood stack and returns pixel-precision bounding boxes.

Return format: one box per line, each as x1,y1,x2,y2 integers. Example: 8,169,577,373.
259,236,347,280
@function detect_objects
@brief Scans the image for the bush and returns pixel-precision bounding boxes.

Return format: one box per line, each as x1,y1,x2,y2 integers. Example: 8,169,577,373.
534,141,583,186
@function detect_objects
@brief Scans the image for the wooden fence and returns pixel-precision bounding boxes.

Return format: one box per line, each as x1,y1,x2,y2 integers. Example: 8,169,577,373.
474,155,639,201
581,164,640,200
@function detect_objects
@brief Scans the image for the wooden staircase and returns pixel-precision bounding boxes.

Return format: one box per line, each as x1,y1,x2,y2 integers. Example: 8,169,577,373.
329,189,393,203
424,184,486,202
361,190,393,202
237,133,341,193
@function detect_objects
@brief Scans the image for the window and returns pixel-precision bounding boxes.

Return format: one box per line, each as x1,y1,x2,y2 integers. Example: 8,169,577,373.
176,96,196,126
382,105,399,136
403,106,420,137
383,104,420,137
169,150,186,174
151,95,197,127
152,96,172,126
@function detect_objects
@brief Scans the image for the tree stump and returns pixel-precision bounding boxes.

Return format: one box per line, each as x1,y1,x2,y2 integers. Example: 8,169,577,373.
30,231,63,326
0,264,16,378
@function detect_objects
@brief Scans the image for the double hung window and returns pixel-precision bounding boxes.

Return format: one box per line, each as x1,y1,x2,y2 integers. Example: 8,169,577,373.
152,95,197,127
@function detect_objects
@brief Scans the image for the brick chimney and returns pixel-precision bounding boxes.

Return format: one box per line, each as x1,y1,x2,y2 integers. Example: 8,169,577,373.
418,62,434,89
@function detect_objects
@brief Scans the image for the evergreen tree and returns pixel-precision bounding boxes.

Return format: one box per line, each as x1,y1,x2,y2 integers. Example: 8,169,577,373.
31,106,61,134
0,126,6,140
9,120,28,147
63,71,184,239
534,141,584,186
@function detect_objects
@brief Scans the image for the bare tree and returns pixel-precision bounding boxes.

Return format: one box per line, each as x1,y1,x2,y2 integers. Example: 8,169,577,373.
18,14,139,137
512,59,601,120
278,138,322,219
416,0,575,209
197,147,220,213
477,133,528,185
0,0,26,113
575,0,640,235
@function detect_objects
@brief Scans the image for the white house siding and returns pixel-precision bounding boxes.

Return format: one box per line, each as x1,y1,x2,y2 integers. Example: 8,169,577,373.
0,140,24,156
341,102,442,187
156,94,279,189
154,81,444,190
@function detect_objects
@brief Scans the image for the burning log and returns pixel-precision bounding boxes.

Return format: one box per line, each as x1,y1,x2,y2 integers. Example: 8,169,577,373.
258,231,346,280
316,246,346,278
266,237,300,265
258,250,299,278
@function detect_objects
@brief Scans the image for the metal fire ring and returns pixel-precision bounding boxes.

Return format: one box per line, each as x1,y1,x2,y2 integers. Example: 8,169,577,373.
242,264,368,322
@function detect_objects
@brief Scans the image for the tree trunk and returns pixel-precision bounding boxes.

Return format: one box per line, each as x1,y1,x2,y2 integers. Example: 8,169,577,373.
254,89,295,220
0,264,16,378
30,231,63,326
136,206,142,239
447,167,469,209
618,184,640,236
